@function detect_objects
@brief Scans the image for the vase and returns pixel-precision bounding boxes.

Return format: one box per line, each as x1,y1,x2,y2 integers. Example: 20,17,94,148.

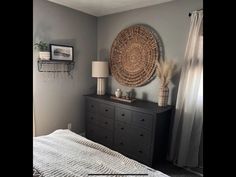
158,86,169,107
39,51,50,60
115,89,122,98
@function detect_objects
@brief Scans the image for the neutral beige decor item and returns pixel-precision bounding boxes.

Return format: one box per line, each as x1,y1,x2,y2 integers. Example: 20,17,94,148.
110,24,163,87
39,51,50,60
158,86,169,107
156,59,176,106
92,61,109,95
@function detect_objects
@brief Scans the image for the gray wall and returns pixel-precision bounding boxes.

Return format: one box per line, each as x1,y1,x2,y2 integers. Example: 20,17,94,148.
33,0,97,136
97,0,203,105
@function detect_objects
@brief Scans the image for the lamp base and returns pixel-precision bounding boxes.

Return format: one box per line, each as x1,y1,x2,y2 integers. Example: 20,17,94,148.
97,78,106,95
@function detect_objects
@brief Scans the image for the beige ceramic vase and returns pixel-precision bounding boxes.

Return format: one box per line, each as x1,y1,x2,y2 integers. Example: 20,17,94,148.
158,86,169,107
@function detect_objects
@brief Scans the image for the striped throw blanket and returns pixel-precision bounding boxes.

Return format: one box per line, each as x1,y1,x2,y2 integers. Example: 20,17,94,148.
33,129,169,177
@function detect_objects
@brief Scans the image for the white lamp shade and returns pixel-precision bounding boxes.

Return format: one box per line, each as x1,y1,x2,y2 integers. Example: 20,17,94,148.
92,61,109,77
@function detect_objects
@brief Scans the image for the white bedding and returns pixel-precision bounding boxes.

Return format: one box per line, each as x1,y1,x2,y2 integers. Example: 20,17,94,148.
33,129,169,177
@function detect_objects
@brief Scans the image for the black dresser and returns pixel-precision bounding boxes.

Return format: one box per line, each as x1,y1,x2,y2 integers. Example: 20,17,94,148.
84,94,173,167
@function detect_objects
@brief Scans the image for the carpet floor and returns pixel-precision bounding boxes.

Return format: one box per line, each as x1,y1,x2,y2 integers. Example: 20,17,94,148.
154,161,203,177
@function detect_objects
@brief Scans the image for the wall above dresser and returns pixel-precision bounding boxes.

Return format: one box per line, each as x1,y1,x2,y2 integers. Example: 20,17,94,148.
97,0,203,105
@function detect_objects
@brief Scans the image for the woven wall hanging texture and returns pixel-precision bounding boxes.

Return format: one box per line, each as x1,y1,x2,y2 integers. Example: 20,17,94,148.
110,24,163,87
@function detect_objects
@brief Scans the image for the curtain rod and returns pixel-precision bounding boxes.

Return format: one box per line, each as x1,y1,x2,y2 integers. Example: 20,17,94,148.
189,8,203,17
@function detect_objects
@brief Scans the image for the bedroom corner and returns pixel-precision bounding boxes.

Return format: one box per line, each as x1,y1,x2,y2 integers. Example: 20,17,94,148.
33,0,203,176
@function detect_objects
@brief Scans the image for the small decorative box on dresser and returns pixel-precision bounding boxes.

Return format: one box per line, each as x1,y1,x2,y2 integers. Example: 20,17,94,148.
84,94,173,167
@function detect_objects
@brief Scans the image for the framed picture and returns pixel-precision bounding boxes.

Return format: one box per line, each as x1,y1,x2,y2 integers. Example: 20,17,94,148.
50,44,74,61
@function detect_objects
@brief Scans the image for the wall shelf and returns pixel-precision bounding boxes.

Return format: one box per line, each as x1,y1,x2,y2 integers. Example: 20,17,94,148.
37,59,75,73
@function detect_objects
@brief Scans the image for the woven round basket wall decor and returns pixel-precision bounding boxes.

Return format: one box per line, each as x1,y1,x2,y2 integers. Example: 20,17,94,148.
110,24,163,87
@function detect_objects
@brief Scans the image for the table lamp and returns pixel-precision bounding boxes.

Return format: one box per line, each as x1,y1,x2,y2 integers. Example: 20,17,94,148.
92,61,109,95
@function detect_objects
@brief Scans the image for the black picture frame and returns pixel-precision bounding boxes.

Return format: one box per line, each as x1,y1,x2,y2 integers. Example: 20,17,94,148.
50,44,74,61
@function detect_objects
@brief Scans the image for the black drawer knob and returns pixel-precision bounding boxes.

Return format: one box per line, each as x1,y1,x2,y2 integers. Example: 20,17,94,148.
141,119,145,122
121,113,125,116
121,127,124,130
104,122,108,125
90,117,94,120
140,134,143,137
91,105,94,108
138,150,143,154
104,136,108,139
105,109,108,112
119,142,124,146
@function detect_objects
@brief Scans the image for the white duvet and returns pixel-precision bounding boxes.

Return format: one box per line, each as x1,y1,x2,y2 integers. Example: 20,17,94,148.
33,129,169,177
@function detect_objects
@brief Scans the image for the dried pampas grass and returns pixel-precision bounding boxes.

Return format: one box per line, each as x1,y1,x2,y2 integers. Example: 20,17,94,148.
156,59,176,87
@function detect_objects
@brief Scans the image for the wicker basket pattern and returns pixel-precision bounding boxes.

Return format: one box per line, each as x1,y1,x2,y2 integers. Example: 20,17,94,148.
110,25,162,87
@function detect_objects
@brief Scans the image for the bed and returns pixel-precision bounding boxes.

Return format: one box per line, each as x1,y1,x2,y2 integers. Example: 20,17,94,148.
33,129,169,177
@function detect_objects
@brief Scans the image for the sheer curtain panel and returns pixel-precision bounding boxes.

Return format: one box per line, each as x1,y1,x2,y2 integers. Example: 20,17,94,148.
168,10,203,167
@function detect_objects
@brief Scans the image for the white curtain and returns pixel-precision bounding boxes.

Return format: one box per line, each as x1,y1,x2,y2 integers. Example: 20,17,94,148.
33,100,36,137
168,10,203,167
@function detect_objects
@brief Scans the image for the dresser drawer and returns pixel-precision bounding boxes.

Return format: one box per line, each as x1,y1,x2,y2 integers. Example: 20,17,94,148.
115,107,132,123
130,127,151,146
132,112,153,129
99,103,114,118
86,124,99,142
115,121,130,136
87,112,97,124
87,100,98,113
131,144,149,164
114,136,132,155
98,117,114,130
96,127,113,148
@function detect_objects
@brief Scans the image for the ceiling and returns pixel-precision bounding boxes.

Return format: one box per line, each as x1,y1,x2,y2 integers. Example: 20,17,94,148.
48,0,174,17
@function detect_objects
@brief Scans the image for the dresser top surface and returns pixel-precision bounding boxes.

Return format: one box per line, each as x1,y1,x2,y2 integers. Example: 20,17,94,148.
84,94,172,113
